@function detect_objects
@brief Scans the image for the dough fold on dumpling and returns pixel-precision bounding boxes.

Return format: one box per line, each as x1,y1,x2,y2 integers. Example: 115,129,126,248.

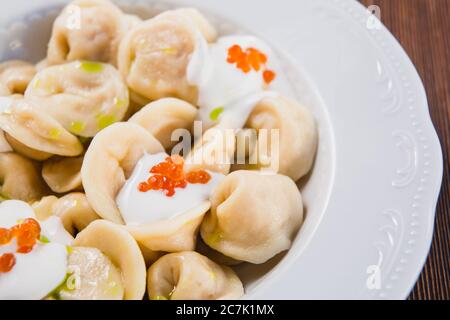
185,125,236,175
73,220,147,300
126,201,210,253
32,193,100,236
42,156,83,193
0,152,50,201
81,122,164,224
118,8,217,104
128,98,197,150
0,60,36,96
232,96,318,181
0,98,83,159
201,170,303,264
25,61,129,137
47,0,132,66
147,251,244,300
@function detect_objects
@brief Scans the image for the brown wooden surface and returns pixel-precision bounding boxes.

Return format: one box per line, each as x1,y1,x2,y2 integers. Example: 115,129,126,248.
359,0,450,300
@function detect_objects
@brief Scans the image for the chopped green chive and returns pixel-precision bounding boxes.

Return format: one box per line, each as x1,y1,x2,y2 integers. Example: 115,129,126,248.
79,61,104,73
66,246,73,254
206,230,223,246
113,97,128,109
78,136,90,144
210,107,224,121
161,47,178,55
49,128,61,139
0,190,10,201
33,79,41,89
96,114,116,130
39,235,50,244
152,296,168,300
70,121,86,135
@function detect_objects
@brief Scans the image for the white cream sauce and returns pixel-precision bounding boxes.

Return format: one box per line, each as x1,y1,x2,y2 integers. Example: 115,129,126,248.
116,152,224,226
0,200,72,300
187,35,280,129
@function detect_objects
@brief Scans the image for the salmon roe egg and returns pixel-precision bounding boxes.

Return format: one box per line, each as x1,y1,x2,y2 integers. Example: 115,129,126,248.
0,253,16,273
0,218,42,273
0,228,12,245
186,171,211,184
227,44,276,84
138,155,211,197
11,218,41,254
263,70,276,84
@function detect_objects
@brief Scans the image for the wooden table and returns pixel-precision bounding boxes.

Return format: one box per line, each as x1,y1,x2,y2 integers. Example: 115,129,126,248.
360,0,450,300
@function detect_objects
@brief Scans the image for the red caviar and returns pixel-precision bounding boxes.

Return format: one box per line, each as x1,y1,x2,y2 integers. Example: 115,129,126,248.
0,228,12,245
0,218,42,273
227,44,276,84
138,155,211,197
263,70,276,85
0,253,16,273
11,218,41,253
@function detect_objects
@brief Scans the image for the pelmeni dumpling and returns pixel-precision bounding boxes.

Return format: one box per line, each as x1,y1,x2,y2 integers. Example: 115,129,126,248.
201,170,303,264
70,220,147,300
0,98,83,159
82,123,220,254
0,152,50,201
118,8,217,104
32,193,100,236
25,61,129,138
0,60,36,96
47,0,132,66
231,96,318,181
42,156,83,193
81,122,164,224
128,98,197,150
147,251,244,300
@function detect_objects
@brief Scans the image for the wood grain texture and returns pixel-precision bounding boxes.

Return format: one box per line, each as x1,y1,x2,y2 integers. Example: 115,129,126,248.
360,0,450,300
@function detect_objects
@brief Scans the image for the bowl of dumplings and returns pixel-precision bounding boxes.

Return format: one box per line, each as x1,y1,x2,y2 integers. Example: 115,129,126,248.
0,0,325,300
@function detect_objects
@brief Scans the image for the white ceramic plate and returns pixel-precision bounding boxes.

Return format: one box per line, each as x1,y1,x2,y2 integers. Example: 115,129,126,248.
0,0,443,299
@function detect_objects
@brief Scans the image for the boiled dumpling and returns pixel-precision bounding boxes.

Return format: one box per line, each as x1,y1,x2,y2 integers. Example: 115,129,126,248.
0,98,83,159
55,247,124,300
0,152,50,201
0,60,36,96
231,96,318,181
82,123,214,254
201,170,303,264
4,134,53,161
54,220,147,300
126,201,211,253
81,122,164,224
118,8,217,104
25,61,129,138
47,0,132,66
147,251,243,300
32,193,100,236
128,98,197,150
42,156,83,193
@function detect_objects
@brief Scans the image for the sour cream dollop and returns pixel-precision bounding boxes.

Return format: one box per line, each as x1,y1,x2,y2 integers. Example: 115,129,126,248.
116,152,224,226
187,35,280,129
0,200,73,300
